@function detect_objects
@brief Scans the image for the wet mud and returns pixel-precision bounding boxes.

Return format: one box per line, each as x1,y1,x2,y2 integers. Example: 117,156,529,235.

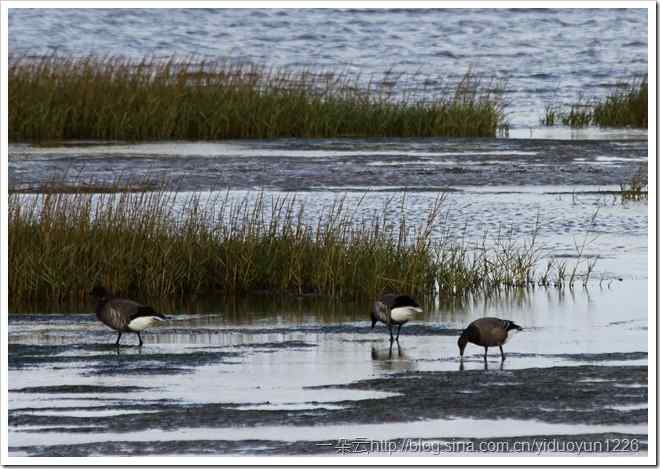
12,432,648,457
9,138,647,192
8,330,648,456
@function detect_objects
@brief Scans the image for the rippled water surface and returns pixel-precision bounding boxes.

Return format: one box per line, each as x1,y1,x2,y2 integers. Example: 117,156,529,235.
9,8,648,128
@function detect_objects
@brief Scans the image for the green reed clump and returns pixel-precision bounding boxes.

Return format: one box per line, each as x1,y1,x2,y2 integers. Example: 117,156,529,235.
592,79,648,128
540,104,559,126
560,104,592,128
8,190,442,309
9,184,594,311
9,55,505,141
542,78,647,129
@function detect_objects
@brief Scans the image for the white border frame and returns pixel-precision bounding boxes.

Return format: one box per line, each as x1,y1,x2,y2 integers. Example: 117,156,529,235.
1,1,656,465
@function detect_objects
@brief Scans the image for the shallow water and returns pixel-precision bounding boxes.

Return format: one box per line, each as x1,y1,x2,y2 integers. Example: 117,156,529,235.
7,134,649,457
8,8,648,129
8,270,648,456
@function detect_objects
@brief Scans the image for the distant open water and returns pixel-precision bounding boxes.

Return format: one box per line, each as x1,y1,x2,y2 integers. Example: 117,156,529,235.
8,8,648,128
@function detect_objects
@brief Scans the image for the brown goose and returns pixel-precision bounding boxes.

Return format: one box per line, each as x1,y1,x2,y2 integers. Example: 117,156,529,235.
458,317,523,361
371,294,423,342
91,286,166,346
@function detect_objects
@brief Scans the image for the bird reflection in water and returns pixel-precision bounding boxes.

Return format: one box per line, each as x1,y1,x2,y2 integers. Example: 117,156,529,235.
459,356,504,371
370,342,415,373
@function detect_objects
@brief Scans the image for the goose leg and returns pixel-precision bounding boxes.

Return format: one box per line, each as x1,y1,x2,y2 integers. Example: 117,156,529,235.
396,324,402,342
499,345,505,361
115,332,122,346
483,346,488,361
137,332,143,347
388,324,394,343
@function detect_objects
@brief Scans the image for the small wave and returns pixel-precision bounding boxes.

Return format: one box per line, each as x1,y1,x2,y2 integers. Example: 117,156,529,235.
433,50,459,59
595,156,648,163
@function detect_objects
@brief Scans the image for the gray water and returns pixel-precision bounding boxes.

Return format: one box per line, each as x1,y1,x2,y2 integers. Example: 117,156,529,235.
8,8,648,129
7,6,650,459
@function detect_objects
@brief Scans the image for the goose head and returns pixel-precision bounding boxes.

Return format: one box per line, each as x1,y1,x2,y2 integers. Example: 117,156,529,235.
90,285,111,301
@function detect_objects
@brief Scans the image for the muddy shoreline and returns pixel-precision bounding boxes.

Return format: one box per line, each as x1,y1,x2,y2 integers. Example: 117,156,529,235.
9,138,647,192
9,329,648,456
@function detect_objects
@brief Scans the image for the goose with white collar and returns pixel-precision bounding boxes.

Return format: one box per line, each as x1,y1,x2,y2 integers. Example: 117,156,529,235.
91,286,166,347
371,293,423,342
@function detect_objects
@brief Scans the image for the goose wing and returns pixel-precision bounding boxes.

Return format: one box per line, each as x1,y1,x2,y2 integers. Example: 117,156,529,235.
472,317,510,346
378,293,399,307
129,305,166,321
372,299,391,324
97,298,142,331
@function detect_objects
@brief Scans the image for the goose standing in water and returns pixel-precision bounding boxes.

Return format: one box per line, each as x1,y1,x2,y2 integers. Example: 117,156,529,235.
91,286,166,346
458,317,523,361
371,294,423,343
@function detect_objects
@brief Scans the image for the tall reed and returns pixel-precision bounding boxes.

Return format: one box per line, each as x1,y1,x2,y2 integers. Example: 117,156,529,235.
592,79,648,128
542,78,648,128
9,55,506,141
9,190,440,309
9,186,593,312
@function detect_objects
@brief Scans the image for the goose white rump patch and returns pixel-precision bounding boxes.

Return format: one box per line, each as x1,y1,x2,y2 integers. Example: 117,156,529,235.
128,316,163,331
391,306,423,323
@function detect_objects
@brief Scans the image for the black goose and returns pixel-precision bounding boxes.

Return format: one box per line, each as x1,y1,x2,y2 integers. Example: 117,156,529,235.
371,294,423,342
91,286,166,346
458,317,523,361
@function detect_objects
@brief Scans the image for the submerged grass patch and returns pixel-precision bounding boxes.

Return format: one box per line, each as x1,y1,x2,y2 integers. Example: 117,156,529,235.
9,55,505,141
9,184,595,312
619,163,648,201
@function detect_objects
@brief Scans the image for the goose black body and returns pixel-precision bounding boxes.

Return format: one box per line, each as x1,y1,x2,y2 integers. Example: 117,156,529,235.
371,293,423,342
91,286,166,347
458,317,523,361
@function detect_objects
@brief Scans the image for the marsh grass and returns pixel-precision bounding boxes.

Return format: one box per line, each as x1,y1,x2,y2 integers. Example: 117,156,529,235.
542,79,648,129
9,190,441,309
560,104,592,128
9,184,596,312
620,163,648,201
9,177,163,194
592,79,648,128
540,104,559,126
9,55,506,141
